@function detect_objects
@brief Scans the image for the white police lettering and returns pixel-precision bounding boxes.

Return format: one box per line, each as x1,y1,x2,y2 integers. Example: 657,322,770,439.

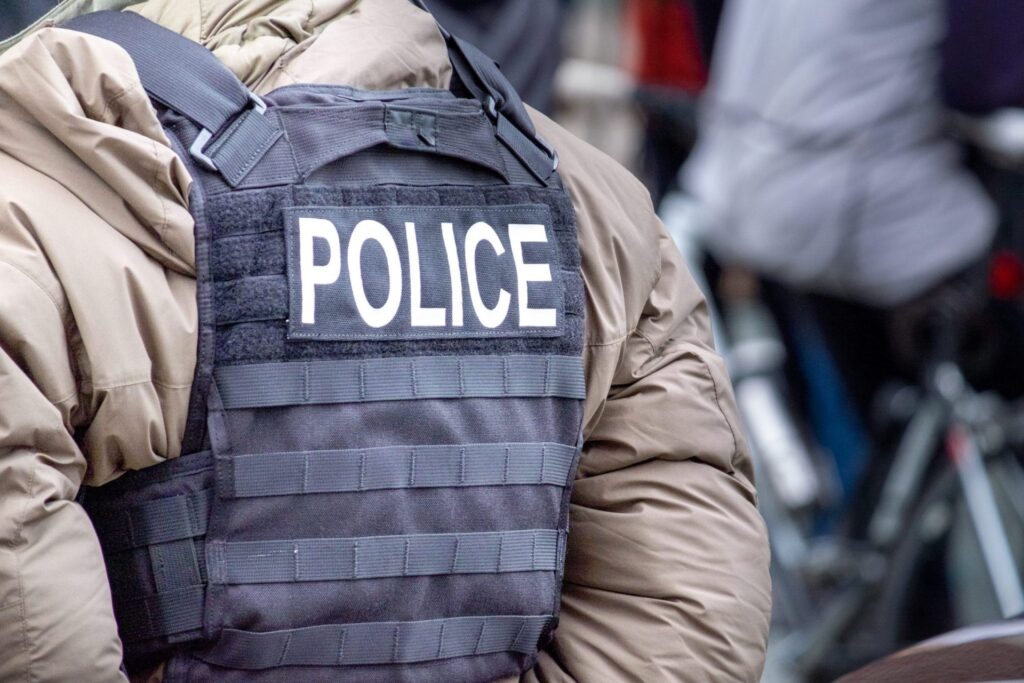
465,222,512,329
348,220,403,328
406,222,446,327
294,215,559,332
509,224,557,327
441,222,464,327
299,217,341,325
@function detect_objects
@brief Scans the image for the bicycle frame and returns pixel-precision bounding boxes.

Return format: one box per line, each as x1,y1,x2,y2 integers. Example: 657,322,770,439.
942,368,1024,618
660,191,1024,680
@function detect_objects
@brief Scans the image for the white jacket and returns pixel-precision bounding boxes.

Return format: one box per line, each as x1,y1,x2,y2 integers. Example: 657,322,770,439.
686,0,995,306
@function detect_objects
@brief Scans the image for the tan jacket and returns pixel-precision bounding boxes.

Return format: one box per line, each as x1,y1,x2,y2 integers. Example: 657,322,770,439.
0,1,770,681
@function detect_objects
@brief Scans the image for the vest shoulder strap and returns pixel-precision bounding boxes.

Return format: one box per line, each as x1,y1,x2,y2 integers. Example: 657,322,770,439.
63,7,558,183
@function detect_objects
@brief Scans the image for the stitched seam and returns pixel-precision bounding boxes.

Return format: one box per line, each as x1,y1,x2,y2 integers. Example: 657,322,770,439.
152,378,193,391
99,81,143,124
13,469,37,682
50,389,78,407
92,377,191,392
149,138,171,245
0,261,65,317
12,464,35,547
228,124,280,183
287,117,315,179
585,331,629,348
15,549,32,682
633,328,659,357
275,63,302,86
695,353,739,462
198,0,208,42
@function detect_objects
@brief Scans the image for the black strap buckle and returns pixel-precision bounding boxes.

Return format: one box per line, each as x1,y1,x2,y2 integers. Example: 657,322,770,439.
537,134,559,172
485,95,558,175
189,91,267,172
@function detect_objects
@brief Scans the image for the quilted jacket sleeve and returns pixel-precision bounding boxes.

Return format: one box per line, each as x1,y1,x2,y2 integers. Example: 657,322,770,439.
519,114,772,683
0,256,126,682
0,28,196,683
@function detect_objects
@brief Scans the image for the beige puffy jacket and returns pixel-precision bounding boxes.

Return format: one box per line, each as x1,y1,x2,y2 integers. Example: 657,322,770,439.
0,1,771,681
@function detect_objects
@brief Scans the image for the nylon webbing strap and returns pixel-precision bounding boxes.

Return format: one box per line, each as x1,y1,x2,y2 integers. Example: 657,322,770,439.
222,442,577,498
91,489,213,554
496,114,556,183
214,355,586,409
409,0,556,182
65,11,280,185
200,614,551,669
202,107,282,185
446,35,556,182
116,585,206,643
282,105,509,182
64,11,249,134
211,529,562,584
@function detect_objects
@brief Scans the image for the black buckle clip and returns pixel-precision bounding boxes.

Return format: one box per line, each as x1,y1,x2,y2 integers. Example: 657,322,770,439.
189,91,267,172
484,96,558,172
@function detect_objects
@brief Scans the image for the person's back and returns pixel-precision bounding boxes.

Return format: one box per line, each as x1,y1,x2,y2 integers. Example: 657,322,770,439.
0,1,770,681
686,0,995,306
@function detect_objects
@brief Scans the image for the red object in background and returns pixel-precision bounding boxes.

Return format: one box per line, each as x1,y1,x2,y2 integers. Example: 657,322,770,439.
988,250,1024,300
627,0,708,92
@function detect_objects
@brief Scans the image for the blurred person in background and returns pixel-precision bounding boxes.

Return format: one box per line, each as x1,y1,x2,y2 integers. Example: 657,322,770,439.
679,0,1024,676
687,0,995,309
684,0,998,414
625,0,724,203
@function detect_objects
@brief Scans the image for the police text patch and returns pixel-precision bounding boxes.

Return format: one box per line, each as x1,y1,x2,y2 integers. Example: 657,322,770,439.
284,205,565,340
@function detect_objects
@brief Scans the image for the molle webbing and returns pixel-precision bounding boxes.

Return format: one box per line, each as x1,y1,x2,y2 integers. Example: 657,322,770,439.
223,442,577,498
68,7,586,681
86,437,574,648
86,453,215,648
117,586,206,643
211,530,563,584
92,488,212,552
214,356,585,408
200,615,552,670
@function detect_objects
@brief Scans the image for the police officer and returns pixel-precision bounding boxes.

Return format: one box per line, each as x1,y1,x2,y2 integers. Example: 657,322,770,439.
0,1,770,680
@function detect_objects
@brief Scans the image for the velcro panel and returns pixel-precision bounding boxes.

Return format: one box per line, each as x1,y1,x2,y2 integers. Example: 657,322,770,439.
206,185,583,363
91,489,212,553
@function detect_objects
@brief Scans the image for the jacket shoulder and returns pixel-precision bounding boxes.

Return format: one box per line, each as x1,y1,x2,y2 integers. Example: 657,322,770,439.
528,108,662,346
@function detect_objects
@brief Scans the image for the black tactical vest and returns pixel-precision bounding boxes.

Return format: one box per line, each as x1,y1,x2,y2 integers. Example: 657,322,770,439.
68,7,585,681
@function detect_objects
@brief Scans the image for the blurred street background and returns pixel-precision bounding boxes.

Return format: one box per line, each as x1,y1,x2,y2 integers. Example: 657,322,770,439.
550,2,1024,681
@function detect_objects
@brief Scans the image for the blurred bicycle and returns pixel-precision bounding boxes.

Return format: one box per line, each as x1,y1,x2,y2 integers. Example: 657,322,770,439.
661,111,1024,681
